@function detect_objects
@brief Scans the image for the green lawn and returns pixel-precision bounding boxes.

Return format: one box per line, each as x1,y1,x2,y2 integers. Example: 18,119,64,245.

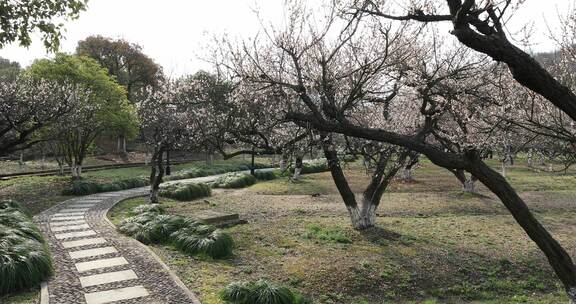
109,159,576,304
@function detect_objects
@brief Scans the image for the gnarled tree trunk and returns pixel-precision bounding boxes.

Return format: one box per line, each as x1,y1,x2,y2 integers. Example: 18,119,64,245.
323,137,405,229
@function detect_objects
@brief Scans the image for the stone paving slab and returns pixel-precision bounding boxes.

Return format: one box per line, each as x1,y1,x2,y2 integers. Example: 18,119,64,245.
53,212,86,217
55,230,97,240
79,270,139,287
52,215,85,221
61,237,107,249
67,203,97,207
76,257,129,272
59,208,91,213
69,246,118,259
84,285,149,304
51,224,91,232
51,219,88,227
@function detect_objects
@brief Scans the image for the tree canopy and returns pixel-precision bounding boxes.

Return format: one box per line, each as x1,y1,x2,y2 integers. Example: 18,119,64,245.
27,54,138,177
76,35,163,102
0,0,88,51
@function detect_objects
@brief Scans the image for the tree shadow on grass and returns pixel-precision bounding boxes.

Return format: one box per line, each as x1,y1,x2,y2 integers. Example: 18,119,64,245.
358,226,407,245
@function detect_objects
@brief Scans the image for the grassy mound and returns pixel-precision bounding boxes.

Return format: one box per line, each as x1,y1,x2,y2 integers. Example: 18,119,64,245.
220,279,311,304
62,177,149,196
160,183,211,201
117,204,233,258
0,200,53,294
213,173,257,189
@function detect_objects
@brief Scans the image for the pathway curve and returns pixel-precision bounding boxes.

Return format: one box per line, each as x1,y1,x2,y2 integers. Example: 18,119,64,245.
34,169,272,304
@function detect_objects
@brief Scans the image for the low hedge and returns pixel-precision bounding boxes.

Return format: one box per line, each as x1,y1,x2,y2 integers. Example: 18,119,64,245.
0,200,53,294
118,204,233,258
62,177,149,196
212,173,257,189
159,183,212,201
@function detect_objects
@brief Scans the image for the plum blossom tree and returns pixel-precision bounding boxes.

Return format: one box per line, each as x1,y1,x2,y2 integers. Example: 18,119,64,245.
0,74,80,157
217,1,422,228
139,80,201,203
216,1,576,299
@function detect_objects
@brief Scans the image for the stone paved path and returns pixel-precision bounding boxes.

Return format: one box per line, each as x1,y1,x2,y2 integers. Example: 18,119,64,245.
34,188,197,304
34,169,273,304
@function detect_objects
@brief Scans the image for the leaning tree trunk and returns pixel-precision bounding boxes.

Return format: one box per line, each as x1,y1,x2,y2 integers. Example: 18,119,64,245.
323,145,365,228
149,148,165,204
466,154,576,299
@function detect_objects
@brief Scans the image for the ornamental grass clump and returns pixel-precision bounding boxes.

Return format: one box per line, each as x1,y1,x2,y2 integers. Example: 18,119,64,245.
212,173,257,189
117,204,234,258
170,224,234,259
220,279,311,304
0,200,53,294
159,183,211,201
118,212,186,244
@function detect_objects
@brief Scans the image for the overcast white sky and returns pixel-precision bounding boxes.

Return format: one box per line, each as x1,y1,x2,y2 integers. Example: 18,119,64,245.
0,0,572,76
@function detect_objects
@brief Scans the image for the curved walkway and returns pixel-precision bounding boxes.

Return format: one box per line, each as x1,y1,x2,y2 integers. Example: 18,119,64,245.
34,169,273,304
34,187,197,304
